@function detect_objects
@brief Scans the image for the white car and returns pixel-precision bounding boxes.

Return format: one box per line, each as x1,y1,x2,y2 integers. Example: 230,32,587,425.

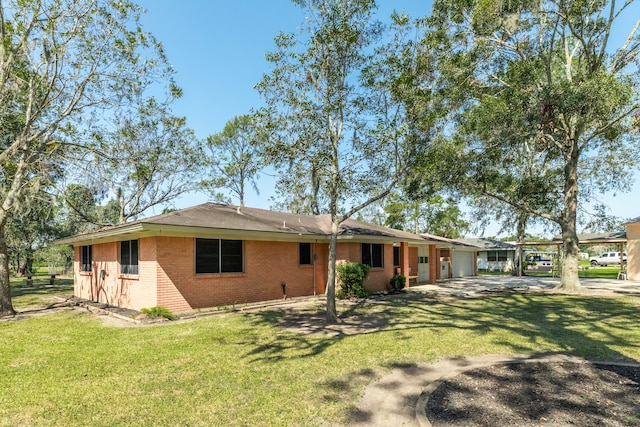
589,252,627,267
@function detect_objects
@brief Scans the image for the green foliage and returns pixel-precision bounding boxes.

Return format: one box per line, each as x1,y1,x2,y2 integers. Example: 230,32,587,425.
202,114,264,207
78,97,200,225
336,262,370,299
389,274,406,291
383,192,469,237
422,0,640,290
256,0,428,320
140,306,177,321
0,0,183,314
34,245,73,272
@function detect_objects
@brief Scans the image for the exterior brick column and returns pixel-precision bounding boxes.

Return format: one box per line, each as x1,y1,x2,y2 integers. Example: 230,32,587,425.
429,245,438,284
401,241,410,288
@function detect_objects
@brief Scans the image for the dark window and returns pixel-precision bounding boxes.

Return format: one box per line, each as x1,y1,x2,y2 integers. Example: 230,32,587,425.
196,238,243,274
81,245,92,272
393,246,400,266
362,243,384,268
120,240,139,275
196,238,219,274
498,252,508,262
487,251,497,262
300,243,312,265
221,240,243,273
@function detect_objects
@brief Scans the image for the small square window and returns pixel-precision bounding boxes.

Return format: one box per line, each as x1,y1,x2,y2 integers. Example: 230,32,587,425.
300,243,312,265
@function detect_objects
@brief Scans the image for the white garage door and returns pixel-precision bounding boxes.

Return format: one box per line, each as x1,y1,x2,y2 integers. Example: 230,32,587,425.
452,251,475,278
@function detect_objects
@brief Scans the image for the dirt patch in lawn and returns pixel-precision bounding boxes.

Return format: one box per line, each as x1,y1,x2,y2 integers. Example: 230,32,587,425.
424,361,640,426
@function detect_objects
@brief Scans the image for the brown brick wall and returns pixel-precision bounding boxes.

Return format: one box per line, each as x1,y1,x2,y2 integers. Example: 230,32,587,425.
429,245,438,283
153,238,317,311
74,240,158,311
73,237,407,312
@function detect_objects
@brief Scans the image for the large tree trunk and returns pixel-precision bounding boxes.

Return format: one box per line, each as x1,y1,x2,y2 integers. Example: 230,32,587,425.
22,249,34,275
556,148,581,292
512,212,528,276
325,217,340,324
0,221,16,316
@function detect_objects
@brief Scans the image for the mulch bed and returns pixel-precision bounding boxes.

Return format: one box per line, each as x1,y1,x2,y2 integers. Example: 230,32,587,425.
425,361,640,426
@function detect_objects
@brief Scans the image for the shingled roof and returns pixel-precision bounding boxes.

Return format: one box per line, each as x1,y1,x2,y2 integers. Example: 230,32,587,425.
622,216,640,226
458,237,517,250
56,203,428,245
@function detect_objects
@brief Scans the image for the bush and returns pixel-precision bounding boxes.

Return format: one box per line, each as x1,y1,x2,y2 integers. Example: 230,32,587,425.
336,262,370,299
141,306,177,320
389,274,406,292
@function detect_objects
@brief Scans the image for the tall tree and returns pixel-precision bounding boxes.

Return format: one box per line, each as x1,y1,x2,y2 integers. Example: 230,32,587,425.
0,0,177,316
202,114,264,207
257,2,432,323
383,192,469,237
426,0,640,291
71,96,199,225
6,195,57,274
59,184,119,232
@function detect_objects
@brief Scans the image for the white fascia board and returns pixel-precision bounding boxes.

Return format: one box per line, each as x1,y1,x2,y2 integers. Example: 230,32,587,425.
55,223,331,246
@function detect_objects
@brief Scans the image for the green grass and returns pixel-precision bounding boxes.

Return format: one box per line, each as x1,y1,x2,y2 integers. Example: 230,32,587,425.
481,262,624,279
10,277,74,309
1,291,640,426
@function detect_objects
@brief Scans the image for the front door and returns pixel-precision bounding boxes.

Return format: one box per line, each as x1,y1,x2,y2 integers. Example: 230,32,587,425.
440,261,450,280
418,246,430,283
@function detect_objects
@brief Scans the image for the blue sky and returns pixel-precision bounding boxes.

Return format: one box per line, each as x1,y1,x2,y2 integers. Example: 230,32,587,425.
136,1,640,237
137,0,431,211
138,1,428,139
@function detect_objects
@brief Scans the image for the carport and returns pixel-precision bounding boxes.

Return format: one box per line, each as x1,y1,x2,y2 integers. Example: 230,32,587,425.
515,231,627,278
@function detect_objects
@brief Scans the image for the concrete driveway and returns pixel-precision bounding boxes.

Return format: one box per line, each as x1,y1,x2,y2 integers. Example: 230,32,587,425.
408,275,640,297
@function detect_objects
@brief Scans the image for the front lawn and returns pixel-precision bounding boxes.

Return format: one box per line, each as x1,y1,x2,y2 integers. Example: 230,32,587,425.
9,276,74,309
1,292,639,426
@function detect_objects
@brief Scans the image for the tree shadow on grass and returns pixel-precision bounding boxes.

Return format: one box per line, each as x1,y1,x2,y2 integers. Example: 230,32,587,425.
244,291,640,362
242,291,640,424
10,278,74,298
242,297,399,362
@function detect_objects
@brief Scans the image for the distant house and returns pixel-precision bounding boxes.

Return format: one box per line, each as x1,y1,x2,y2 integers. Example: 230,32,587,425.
623,217,640,281
56,203,478,312
460,238,517,272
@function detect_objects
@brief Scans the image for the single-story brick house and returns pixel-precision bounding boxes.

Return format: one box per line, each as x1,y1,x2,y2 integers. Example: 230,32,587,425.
56,203,477,312
623,216,640,281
